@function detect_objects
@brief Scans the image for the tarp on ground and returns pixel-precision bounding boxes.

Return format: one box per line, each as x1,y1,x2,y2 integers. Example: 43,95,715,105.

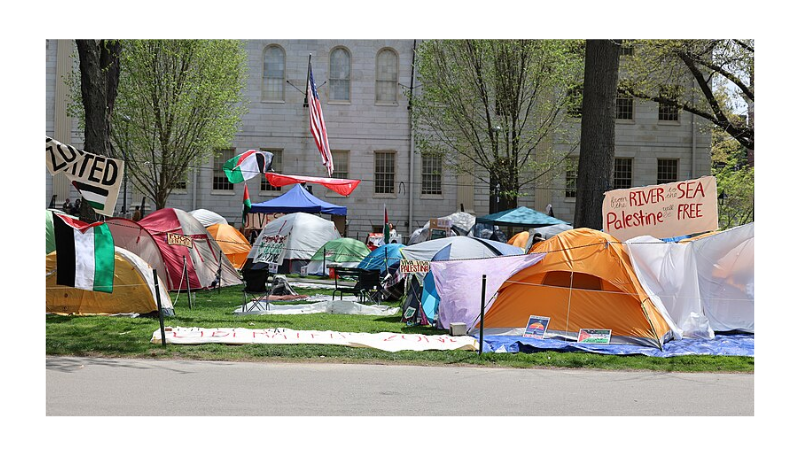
305,237,370,275
249,184,346,216
207,223,251,270
245,212,340,274
46,246,173,316
476,206,569,228
408,212,475,245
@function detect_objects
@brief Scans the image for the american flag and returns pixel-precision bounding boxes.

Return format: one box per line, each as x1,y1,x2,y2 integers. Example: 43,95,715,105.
307,63,334,177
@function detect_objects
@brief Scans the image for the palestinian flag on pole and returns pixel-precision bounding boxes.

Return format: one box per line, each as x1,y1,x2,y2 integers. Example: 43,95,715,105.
223,150,274,184
242,184,252,226
383,204,390,243
53,214,115,293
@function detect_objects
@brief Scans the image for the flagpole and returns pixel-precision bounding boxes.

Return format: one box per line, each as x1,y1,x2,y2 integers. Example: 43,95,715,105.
303,54,311,107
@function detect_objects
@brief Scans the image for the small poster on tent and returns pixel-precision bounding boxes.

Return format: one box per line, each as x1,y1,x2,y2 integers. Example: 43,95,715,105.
577,329,612,344
523,315,550,339
254,234,288,265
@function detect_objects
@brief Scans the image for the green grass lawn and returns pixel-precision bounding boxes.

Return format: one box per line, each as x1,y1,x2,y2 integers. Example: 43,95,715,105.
45,282,754,373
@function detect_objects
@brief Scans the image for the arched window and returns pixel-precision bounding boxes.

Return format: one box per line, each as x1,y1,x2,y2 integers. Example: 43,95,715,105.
262,45,285,101
376,48,398,104
329,47,351,101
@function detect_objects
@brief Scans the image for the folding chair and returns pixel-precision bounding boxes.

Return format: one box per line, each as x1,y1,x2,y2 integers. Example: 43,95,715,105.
355,269,383,304
241,264,271,312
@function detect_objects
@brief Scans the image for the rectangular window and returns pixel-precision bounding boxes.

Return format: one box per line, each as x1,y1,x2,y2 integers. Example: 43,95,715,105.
613,158,633,189
657,159,679,184
376,49,398,104
213,149,235,191
658,102,680,122
421,154,442,195
565,157,578,198
616,93,634,120
331,150,349,180
260,148,282,192
374,151,395,194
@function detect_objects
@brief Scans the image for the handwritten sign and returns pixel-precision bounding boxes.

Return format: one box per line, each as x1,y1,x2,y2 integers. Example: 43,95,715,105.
602,176,718,241
254,234,288,265
399,259,430,274
166,233,193,248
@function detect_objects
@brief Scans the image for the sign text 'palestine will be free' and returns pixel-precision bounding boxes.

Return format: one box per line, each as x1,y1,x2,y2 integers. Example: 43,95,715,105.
602,176,718,242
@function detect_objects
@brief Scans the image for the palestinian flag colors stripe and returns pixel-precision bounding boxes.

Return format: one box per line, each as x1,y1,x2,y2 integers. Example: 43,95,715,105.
223,150,274,184
53,214,115,293
71,180,109,211
242,184,252,226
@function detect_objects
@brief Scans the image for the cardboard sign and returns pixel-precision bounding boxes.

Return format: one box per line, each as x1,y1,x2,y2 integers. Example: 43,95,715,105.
523,315,550,339
399,259,430,274
602,176,718,241
254,234,288,264
577,329,612,344
166,233,193,248
430,218,453,229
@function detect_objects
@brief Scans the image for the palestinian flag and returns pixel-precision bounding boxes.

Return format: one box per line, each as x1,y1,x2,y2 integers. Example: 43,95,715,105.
242,184,252,226
53,214,115,293
383,204,390,242
71,180,109,212
223,150,274,184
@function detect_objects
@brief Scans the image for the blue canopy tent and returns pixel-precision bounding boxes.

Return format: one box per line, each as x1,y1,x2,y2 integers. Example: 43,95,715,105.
249,184,347,216
475,206,568,228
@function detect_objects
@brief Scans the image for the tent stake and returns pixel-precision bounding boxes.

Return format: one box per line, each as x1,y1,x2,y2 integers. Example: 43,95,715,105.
153,269,167,348
479,274,486,355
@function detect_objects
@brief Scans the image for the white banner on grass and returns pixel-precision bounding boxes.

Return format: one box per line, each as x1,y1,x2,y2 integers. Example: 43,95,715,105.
152,327,479,352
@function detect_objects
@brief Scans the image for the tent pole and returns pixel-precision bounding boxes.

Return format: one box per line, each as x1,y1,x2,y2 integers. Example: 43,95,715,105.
479,274,486,355
154,269,167,348
184,256,193,310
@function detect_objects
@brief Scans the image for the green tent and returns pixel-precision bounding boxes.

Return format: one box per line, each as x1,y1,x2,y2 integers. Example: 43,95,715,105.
306,237,370,275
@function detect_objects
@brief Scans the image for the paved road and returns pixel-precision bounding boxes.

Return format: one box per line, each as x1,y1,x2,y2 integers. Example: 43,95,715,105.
46,356,753,416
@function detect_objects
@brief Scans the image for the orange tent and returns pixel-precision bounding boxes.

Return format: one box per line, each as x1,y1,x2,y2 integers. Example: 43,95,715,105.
507,231,529,249
479,228,674,348
207,223,251,270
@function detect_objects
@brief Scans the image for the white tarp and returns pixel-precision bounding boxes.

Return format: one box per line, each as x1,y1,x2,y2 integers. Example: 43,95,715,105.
189,209,228,227
152,327,479,352
408,212,475,244
625,236,712,339
625,222,754,336
233,296,400,316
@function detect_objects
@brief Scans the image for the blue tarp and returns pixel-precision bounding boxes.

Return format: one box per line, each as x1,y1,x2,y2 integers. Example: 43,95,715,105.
250,184,347,216
477,333,754,357
476,206,569,228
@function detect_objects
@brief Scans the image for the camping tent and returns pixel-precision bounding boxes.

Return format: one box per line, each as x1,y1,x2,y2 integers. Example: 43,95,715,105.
358,243,405,276
408,212,475,245
249,184,347,216
207,223,251,270
477,228,677,348
110,208,242,291
189,209,228,227
401,237,524,325
507,231,529,249
476,206,569,228
244,212,340,274
46,246,174,316
306,237,371,275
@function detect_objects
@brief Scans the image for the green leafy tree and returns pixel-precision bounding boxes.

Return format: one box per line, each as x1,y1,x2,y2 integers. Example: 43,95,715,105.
109,39,248,209
712,127,754,229
618,39,754,152
412,39,584,213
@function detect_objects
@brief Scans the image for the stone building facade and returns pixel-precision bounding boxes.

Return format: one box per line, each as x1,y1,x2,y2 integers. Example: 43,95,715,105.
46,39,711,241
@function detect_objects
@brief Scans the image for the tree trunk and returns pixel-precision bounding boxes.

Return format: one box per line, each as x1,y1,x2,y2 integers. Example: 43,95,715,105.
573,40,620,230
76,39,121,221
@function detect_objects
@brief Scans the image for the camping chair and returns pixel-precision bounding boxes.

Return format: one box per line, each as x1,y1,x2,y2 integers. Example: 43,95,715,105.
241,264,271,312
332,268,382,304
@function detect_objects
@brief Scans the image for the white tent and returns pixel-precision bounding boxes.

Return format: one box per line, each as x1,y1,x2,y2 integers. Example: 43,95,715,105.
408,212,475,245
189,209,228,227
626,222,754,336
246,212,340,273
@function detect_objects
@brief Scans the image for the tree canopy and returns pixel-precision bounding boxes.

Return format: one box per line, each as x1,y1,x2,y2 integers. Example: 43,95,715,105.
110,39,248,209
618,39,754,152
412,39,584,213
